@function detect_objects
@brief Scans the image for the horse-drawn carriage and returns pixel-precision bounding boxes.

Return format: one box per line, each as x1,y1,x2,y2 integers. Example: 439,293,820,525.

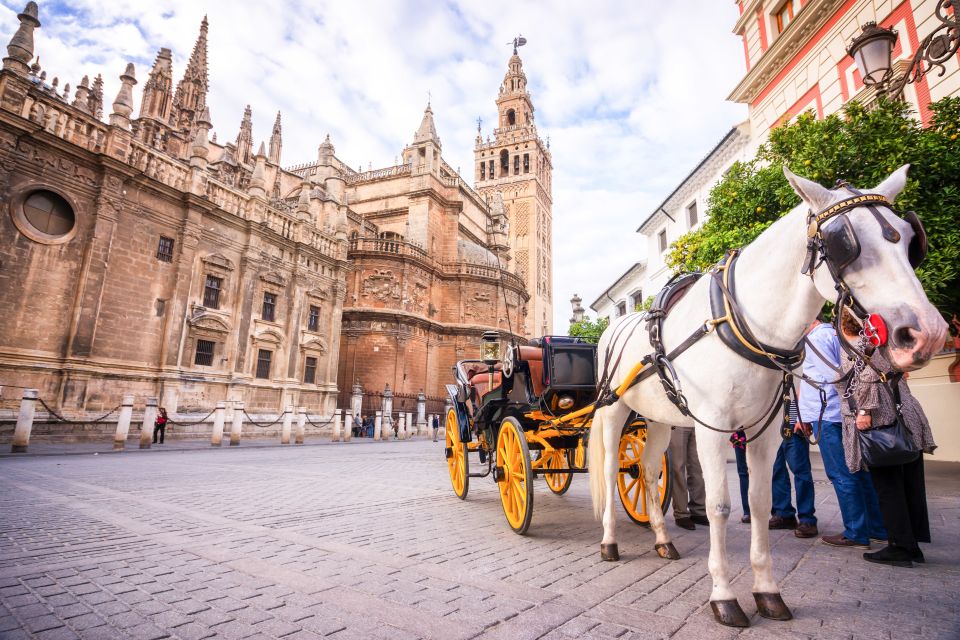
444,332,671,534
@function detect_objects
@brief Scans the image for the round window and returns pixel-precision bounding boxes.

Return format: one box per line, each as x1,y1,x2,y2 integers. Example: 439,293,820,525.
22,190,75,237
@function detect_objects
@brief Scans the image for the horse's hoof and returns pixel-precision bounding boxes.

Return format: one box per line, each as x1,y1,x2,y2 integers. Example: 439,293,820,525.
655,542,680,560
754,592,793,621
600,543,620,561
710,599,750,628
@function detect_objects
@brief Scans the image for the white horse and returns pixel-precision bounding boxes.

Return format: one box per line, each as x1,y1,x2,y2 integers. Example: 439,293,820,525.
588,166,947,627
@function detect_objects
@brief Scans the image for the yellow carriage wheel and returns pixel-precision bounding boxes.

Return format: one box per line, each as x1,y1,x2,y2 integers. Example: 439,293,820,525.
539,448,573,495
617,428,671,526
445,408,468,500
496,417,534,534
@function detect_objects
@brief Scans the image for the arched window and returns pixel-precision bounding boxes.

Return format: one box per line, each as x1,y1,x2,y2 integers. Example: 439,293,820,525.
507,109,516,126
523,154,530,173
500,150,509,177
480,162,485,180
513,155,520,175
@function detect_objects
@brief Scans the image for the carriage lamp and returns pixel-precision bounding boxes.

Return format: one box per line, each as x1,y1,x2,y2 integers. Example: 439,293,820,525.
480,331,501,365
848,5,960,99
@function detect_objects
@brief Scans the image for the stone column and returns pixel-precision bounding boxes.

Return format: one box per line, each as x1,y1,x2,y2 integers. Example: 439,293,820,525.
230,401,244,446
351,382,363,422
211,401,226,446
112,394,134,450
398,413,406,440
332,409,342,442
381,385,393,439
139,397,157,449
295,406,306,444
281,405,293,444
374,410,382,441
416,392,426,435
344,409,353,442
10,388,37,453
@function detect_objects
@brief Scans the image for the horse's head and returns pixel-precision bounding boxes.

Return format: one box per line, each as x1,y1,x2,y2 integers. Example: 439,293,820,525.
785,165,948,371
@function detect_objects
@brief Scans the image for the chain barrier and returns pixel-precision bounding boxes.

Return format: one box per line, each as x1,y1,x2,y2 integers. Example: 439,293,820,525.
35,397,122,425
303,412,335,428
242,409,285,429
166,408,217,427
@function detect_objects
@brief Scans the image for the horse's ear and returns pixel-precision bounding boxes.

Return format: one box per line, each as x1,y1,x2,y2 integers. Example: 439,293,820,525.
783,166,833,211
873,164,910,203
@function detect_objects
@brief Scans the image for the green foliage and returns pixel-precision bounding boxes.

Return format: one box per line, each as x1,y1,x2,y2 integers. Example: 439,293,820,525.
568,315,609,343
667,97,960,319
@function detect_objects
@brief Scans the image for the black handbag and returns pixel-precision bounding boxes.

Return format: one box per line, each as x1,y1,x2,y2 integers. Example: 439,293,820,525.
848,374,920,468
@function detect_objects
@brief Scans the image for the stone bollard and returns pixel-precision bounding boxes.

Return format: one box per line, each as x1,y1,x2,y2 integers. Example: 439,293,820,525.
407,412,414,438
344,409,353,442
332,409,342,442
295,406,305,444
416,392,426,436
374,410,382,441
211,402,226,446
281,405,293,444
398,413,406,440
113,395,135,450
11,388,38,453
140,397,157,449
230,401,244,446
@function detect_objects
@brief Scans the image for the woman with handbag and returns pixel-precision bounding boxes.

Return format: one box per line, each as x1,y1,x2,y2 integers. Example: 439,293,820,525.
838,310,937,567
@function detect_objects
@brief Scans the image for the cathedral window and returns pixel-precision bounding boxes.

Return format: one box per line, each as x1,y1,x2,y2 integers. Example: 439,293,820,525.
262,292,277,322
480,162,485,180
507,109,516,126
488,160,494,178
513,155,520,175
303,356,318,384
194,339,215,366
255,349,272,379
17,189,76,242
500,150,509,176
156,236,175,262
308,305,320,332
523,154,530,174
203,275,222,309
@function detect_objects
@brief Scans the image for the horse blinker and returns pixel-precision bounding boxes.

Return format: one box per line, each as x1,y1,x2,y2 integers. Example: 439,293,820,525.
820,215,861,272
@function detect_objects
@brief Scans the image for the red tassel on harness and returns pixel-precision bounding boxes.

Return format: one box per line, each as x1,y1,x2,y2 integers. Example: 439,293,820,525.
864,313,888,347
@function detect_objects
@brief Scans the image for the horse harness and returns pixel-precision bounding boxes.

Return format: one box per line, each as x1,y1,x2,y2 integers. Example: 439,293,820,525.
595,185,929,442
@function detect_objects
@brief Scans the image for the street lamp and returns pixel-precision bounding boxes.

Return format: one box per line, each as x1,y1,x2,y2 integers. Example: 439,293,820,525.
847,2,960,100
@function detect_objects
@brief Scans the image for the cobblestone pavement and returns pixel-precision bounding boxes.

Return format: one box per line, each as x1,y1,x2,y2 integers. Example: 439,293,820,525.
1,439,958,640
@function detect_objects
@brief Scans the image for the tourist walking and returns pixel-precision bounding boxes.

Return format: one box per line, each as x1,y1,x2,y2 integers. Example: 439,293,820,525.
432,414,440,442
838,310,936,567
769,398,818,538
153,407,168,444
669,426,708,530
799,314,886,550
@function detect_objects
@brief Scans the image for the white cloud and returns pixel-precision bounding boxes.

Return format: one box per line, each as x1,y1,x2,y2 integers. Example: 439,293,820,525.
0,0,747,330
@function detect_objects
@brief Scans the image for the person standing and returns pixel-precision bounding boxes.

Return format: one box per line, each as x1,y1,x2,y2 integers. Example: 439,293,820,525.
769,399,818,538
838,310,936,567
153,407,168,444
798,314,886,550
669,426,708,530
731,430,750,524
432,414,440,442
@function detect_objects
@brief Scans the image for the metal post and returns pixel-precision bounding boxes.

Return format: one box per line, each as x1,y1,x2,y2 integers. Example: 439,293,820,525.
374,410,382,441
295,406,305,444
281,405,293,444
332,409,342,442
139,397,157,449
113,395,135,450
11,389,37,453
211,401,226,446
230,401,244,446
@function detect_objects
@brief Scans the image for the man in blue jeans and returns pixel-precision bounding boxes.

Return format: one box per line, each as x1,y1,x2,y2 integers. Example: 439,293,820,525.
798,315,886,549
769,400,818,537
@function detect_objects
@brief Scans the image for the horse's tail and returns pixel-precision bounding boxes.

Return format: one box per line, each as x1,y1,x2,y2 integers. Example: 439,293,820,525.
588,405,606,521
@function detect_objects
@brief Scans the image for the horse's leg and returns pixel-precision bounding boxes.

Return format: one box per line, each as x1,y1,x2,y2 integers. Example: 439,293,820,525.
696,427,750,628
596,402,632,560
746,427,794,621
640,422,677,559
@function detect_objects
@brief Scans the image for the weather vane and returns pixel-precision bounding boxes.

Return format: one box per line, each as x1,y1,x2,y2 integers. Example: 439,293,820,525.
510,35,527,55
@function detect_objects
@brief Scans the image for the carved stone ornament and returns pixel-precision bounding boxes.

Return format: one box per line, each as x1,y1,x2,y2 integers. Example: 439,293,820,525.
306,287,330,301
300,337,327,354
187,311,231,333
260,271,287,287
361,269,400,302
201,253,235,272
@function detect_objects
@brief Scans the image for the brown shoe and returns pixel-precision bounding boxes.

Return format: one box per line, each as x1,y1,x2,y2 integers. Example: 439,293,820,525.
821,534,869,550
691,515,710,526
675,517,696,530
741,514,751,524
768,516,798,530
794,522,818,538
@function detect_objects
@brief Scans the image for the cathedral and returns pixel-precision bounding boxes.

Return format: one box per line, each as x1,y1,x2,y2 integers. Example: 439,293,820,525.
0,3,553,417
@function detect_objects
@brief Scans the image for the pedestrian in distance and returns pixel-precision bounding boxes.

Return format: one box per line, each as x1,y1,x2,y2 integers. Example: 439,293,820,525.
669,425,709,530
432,414,440,442
769,398,819,538
799,312,886,551
837,309,936,567
153,407,169,444
730,430,750,524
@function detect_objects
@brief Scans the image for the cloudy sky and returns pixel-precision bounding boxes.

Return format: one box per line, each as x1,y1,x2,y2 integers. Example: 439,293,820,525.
1,0,747,330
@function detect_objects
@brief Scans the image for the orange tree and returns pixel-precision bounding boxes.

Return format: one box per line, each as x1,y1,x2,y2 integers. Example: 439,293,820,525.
668,97,960,322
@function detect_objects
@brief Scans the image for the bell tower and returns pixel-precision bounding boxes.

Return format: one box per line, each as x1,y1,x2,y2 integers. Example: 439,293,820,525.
474,38,553,337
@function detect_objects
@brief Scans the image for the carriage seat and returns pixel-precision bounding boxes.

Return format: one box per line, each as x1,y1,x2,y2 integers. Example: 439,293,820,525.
464,362,503,402
518,346,545,397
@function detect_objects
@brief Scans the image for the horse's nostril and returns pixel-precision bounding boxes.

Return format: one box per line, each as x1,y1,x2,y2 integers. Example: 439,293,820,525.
893,326,917,349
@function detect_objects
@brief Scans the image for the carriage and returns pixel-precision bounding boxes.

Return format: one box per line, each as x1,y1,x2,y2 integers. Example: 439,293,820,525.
443,331,671,534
